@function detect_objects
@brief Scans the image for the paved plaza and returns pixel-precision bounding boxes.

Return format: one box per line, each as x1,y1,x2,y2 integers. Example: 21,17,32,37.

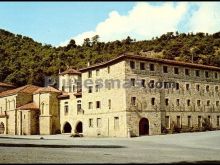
0,131,220,163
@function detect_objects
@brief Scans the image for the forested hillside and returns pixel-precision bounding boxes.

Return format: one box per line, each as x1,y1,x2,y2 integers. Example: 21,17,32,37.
0,29,220,87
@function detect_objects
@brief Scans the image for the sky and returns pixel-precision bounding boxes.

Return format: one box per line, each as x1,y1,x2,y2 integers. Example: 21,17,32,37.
0,2,220,46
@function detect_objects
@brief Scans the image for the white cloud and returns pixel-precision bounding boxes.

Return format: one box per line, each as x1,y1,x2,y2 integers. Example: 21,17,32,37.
59,2,188,46
188,2,220,34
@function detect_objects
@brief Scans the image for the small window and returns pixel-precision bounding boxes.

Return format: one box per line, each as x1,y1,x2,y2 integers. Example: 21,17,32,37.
96,101,101,109
107,66,110,73
96,69,100,76
215,86,219,92
88,86,93,93
195,70,200,77
174,67,179,74
206,85,210,92
165,98,169,106
197,100,201,106
177,116,181,128
176,99,180,106
114,117,119,130
163,66,168,73
89,118,93,128
97,118,102,128
165,116,170,129
207,100,210,106
188,116,191,127
151,98,155,105
88,71,92,78
131,78,135,87
64,105,68,115
196,84,200,91
187,99,191,106
149,64,155,71
176,83,179,90
205,71,209,78
215,72,218,79
140,62,145,70
186,84,190,90
131,97,136,106
208,116,211,124
216,101,219,107
198,116,202,127
108,99,111,109
141,79,146,88
95,85,100,92
130,61,135,69
185,68,189,76
88,102,93,109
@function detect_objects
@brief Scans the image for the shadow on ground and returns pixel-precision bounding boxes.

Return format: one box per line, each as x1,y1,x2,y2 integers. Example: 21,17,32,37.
0,143,125,149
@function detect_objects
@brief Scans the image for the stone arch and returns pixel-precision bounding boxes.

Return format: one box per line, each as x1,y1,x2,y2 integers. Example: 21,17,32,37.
139,118,149,136
0,122,5,134
75,121,83,133
63,122,72,133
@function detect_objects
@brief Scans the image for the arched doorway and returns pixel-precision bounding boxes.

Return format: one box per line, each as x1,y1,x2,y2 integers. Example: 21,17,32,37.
63,122,72,133
0,122,5,134
139,118,149,136
75,122,83,133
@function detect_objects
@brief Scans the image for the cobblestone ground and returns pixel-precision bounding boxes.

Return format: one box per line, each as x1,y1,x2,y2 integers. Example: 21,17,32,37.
0,131,220,163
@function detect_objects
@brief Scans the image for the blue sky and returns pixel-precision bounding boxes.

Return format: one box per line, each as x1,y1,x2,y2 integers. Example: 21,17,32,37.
0,2,219,46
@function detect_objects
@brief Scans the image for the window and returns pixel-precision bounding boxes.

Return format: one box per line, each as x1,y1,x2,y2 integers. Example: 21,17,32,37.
205,71,209,78
131,97,136,106
149,64,155,71
96,101,101,109
141,79,146,88
216,101,219,107
140,62,145,70
88,102,93,109
196,84,200,91
207,100,210,106
206,85,210,92
187,99,191,106
165,116,170,129
176,99,180,106
215,72,218,79
88,86,93,93
108,99,111,109
215,86,219,92
151,98,155,105
165,98,169,106
89,118,93,128
197,100,201,106
177,116,181,128
185,68,189,76
198,116,202,127
77,103,81,111
107,66,110,73
64,105,69,115
130,61,135,69
131,78,135,87
195,70,200,77
96,69,100,76
188,116,192,127
114,117,119,130
174,67,179,74
186,84,190,90
163,66,168,73
97,118,102,128
217,116,220,127
88,71,92,78
95,85,100,92
176,83,179,90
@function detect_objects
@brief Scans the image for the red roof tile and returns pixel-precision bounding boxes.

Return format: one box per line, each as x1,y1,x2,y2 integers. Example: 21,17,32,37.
59,68,81,75
34,86,62,94
16,102,39,111
0,82,15,88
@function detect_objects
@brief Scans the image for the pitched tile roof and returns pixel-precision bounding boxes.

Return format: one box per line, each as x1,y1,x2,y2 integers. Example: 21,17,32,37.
16,102,39,111
0,85,41,98
0,82,15,88
79,53,220,72
33,86,62,94
59,68,81,75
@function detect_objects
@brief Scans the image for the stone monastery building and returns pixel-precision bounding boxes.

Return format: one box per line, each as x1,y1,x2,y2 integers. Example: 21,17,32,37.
0,54,220,137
